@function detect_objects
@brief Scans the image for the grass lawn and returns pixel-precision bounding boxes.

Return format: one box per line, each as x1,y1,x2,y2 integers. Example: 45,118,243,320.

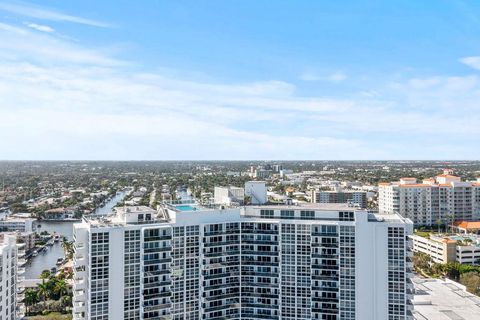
414,231,431,238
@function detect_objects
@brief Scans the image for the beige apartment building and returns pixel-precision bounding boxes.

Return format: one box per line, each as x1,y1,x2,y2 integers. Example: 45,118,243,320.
379,172,480,226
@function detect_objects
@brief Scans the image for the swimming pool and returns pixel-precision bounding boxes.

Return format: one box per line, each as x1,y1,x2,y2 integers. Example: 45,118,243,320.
175,205,197,211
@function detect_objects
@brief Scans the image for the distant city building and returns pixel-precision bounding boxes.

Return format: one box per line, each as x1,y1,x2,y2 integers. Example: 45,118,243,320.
379,172,480,226
44,207,75,220
411,233,480,265
254,169,271,179
73,203,413,320
213,186,244,205
279,169,293,178
244,181,267,204
249,166,272,179
0,217,36,233
272,164,283,172
311,188,367,208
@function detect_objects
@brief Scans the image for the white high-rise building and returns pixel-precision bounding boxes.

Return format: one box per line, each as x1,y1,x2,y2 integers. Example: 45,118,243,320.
214,186,245,205
311,189,367,208
0,232,25,320
244,181,267,204
379,173,480,226
73,203,413,320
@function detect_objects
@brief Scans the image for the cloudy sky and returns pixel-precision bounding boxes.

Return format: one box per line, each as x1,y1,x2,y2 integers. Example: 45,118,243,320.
1,0,480,160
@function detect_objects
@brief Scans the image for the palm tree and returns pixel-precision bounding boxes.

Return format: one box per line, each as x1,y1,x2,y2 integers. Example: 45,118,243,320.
54,279,68,300
40,269,51,280
24,288,38,315
37,281,49,311
444,214,454,234
62,240,74,260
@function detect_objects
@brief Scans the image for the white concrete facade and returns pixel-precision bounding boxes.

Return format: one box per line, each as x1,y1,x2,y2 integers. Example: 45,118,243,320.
0,233,24,320
73,203,413,320
311,190,367,208
244,181,267,205
213,186,244,205
411,233,480,265
379,174,480,226
0,218,36,233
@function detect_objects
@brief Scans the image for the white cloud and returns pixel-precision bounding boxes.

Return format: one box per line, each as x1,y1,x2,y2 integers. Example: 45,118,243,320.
25,22,54,33
299,72,321,81
0,2,110,28
0,23,125,66
300,71,347,83
0,17,478,159
460,56,480,70
327,71,347,82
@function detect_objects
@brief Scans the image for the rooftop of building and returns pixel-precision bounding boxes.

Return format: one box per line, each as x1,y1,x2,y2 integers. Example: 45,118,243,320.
246,202,365,211
0,216,36,222
412,276,480,320
412,233,480,246
0,233,17,247
453,220,480,230
80,201,409,227
379,173,480,188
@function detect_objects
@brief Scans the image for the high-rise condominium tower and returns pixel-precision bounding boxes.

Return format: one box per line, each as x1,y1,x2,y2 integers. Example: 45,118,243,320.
73,202,413,320
0,233,24,320
379,173,480,226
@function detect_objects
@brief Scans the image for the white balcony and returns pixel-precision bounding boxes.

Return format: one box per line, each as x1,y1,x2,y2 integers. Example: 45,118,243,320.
73,290,86,302
73,312,85,320
74,254,85,262
74,302,86,313
74,280,85,291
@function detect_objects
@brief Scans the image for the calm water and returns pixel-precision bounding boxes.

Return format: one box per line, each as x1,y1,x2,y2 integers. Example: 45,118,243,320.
24,191,127,279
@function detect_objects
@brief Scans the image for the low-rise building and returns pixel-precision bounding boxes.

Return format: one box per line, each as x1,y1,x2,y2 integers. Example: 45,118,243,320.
412,276,480,320
0,217,36,232
411,233,480,264
452,220,480,235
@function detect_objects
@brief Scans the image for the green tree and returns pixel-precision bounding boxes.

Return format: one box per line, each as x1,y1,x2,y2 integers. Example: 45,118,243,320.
460,272,480,296
40,270,51,280
37,281,50,311
54,279,68,300
431,263,446,277
61,240,74,260
24,288,38,315
413,252,432,272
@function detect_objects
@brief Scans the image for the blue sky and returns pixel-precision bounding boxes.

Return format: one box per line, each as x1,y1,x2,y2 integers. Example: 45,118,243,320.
1,0,480,160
